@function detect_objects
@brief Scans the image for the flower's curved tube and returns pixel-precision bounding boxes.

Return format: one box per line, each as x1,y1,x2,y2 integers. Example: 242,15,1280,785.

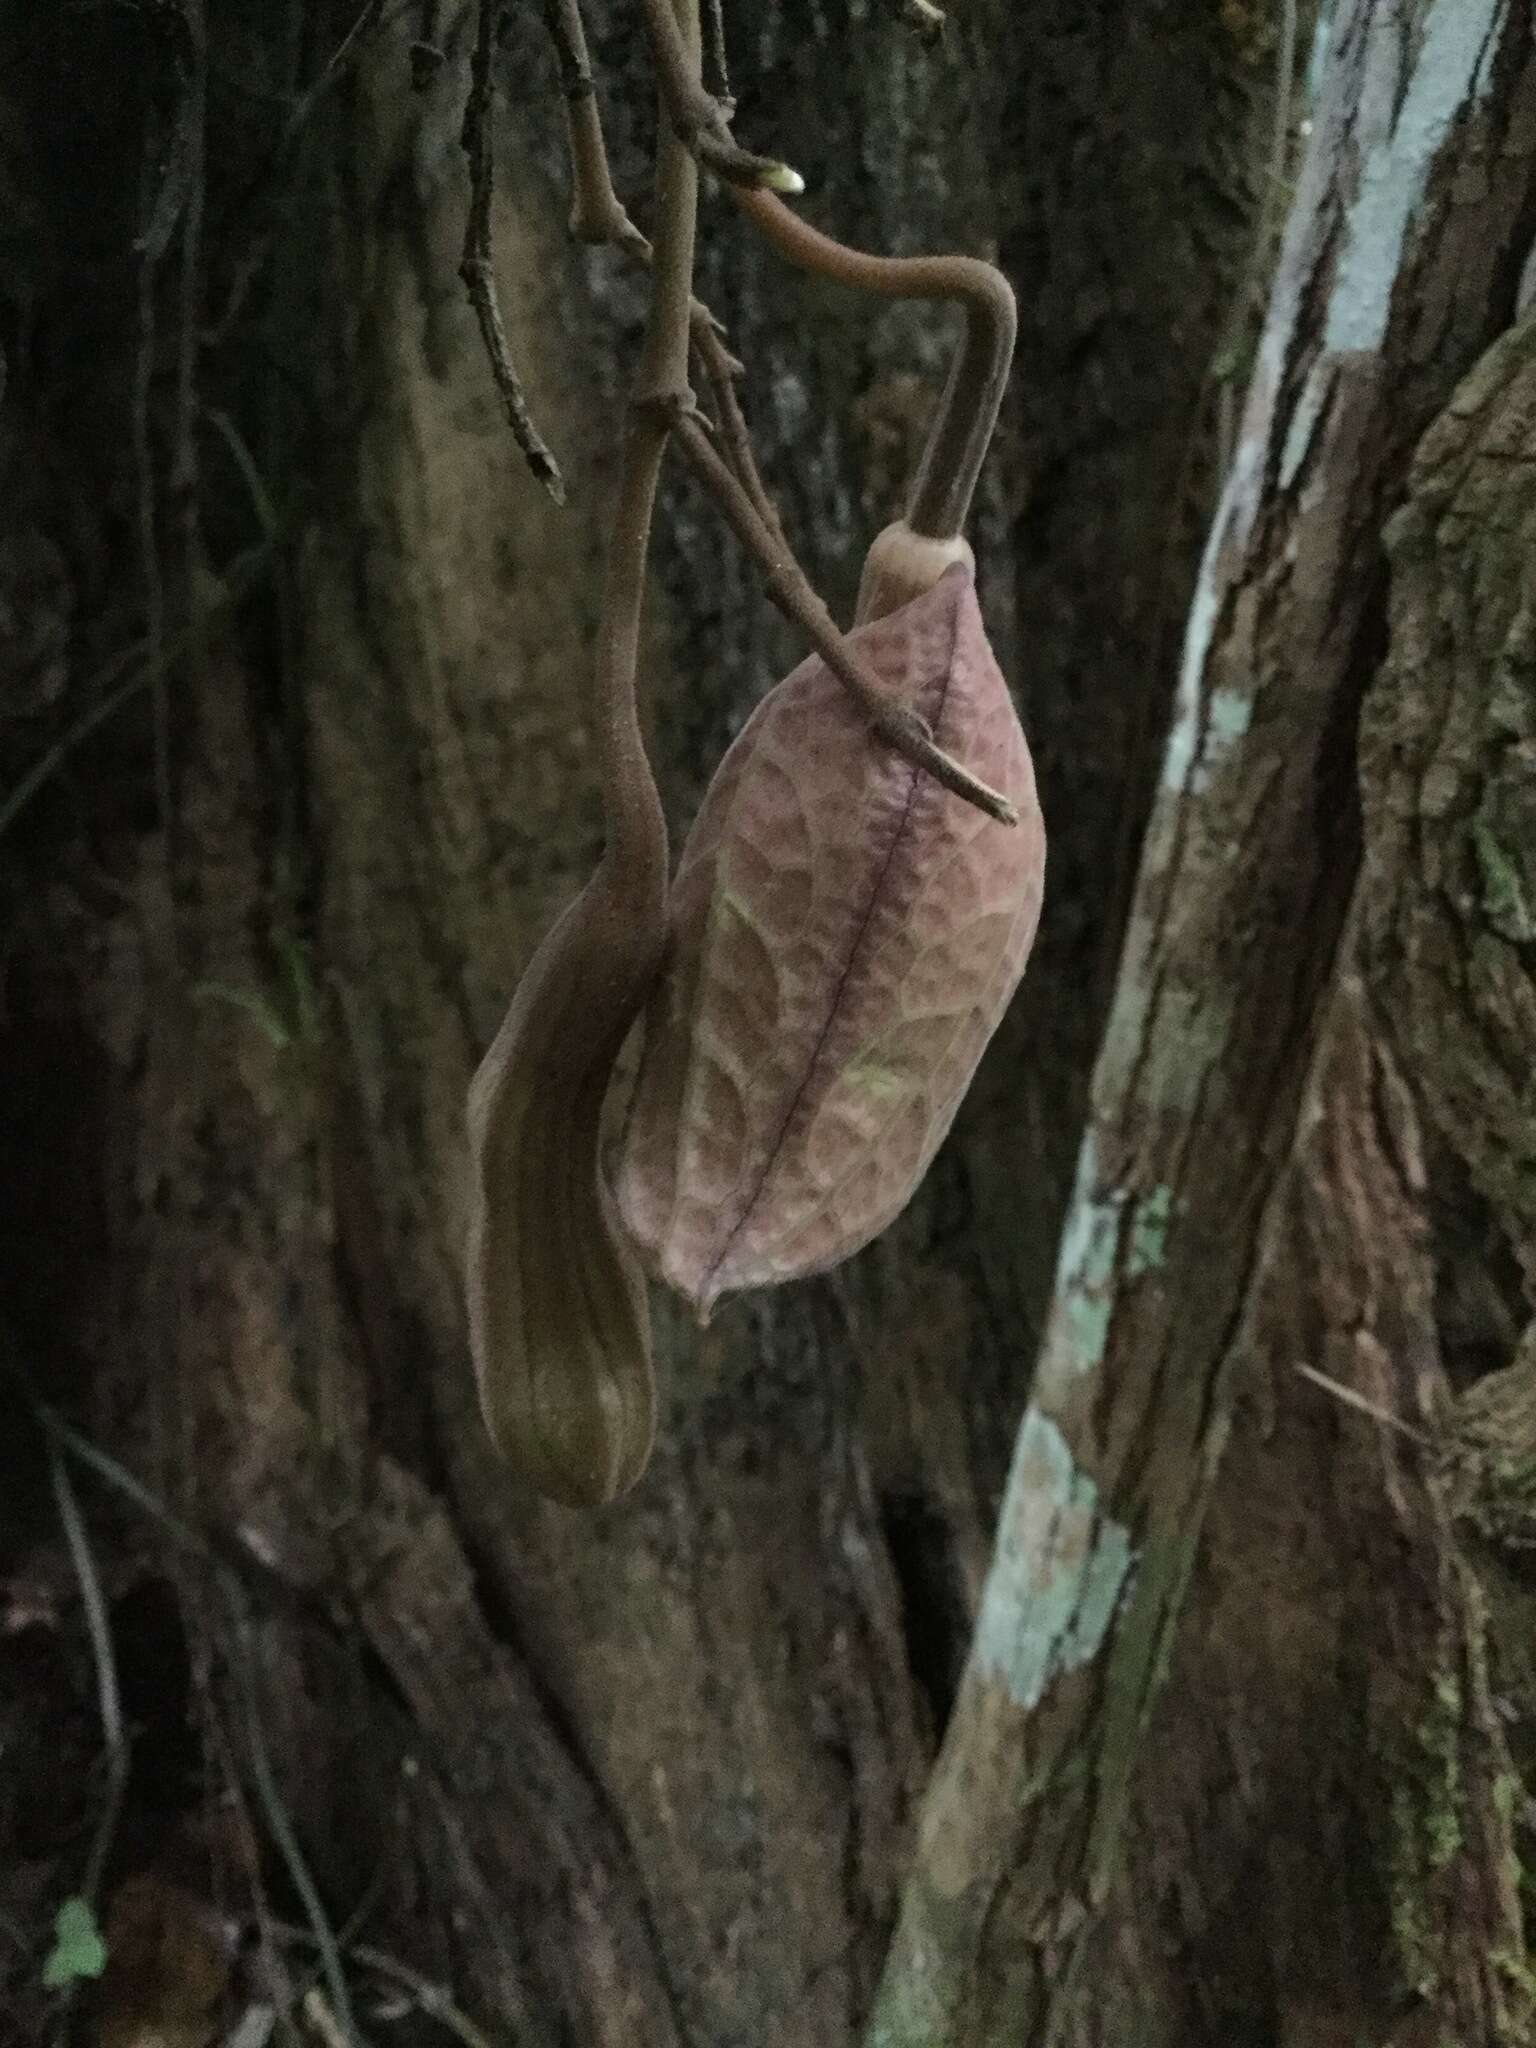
728,185,1016,574
464,6,699,1507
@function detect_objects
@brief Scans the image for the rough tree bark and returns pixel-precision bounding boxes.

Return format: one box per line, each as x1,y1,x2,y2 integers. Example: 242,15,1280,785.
872,0,1536,2039
1,4,1532,2048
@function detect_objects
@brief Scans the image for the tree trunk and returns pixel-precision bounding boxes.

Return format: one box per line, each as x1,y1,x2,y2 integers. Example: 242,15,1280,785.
2,4,1532,2047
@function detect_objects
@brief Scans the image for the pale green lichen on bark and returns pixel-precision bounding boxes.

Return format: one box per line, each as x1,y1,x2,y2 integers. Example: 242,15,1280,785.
1472,809,1536,945
1325,0,1506,355
1126,1184,1173,1278
1386,1669,1465,1999
974,1408,1134,1711
1050,1133,1123,1376
1048,1140,1175,1377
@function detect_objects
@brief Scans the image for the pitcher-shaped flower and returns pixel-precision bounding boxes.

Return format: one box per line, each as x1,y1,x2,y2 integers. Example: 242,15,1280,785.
616,565,1045,1317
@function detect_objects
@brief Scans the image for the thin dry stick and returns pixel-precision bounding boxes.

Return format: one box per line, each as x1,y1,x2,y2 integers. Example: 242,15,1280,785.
692,337,783,539
703,0,731,103
542,0,780,534
543,0,744,442
27,1401,361,2046
0,538,276,845
673,414,1017,823
543,0,647,247
205,0,392,346
897,0,947,40
47,1441,129,1906
638,0,803,191
276,1924,498,2048
226,1589,367,2048
283,0,389,144
1294,1361,1433,1445
460,0,564,500
132,179,172,840
545,0,777,529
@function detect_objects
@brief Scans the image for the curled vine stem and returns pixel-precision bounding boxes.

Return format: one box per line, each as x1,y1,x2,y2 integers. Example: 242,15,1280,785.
728,185,1015,543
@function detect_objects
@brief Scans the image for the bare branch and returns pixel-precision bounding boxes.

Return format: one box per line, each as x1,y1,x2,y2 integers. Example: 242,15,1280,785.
542,0,647,247
459,0,565,501
537,0,774,528
703,0,732,104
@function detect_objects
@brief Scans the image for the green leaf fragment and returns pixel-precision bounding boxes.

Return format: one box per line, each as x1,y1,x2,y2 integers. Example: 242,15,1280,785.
42,1896,107,1988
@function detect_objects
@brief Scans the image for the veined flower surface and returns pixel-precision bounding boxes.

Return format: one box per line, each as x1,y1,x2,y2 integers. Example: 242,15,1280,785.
615,566,1046,1317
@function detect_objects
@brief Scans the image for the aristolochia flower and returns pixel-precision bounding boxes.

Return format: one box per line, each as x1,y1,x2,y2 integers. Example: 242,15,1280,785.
615,565,1045,1317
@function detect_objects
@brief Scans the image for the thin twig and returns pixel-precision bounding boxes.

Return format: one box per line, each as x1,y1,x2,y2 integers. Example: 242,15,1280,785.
276,1925,498,2048
226,1589,368,2047
205,407,281,541
692,333,783,539
538,0,745,379
672,414,1017,823
133,179,172,840
638,0,802,192
703,0,731,104
897,0,946,40
205,0,394,345
301,1988,351,2048
542,0,647,247
27,1400,366,2044
537,0,780,532
282,0,388,146
459,0,564,500
410,0,444,88
0,539,277,845
279,1871,390,2024
48,1442,125,1775
47,1440,131,1906
137,13,198,267
1293,1361,1433,1445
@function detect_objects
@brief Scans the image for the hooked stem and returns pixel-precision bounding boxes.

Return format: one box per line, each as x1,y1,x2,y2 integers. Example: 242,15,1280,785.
729,186,1015,541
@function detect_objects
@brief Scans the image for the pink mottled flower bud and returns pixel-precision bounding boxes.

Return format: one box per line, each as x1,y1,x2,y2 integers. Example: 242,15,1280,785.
615,565,1045,1318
